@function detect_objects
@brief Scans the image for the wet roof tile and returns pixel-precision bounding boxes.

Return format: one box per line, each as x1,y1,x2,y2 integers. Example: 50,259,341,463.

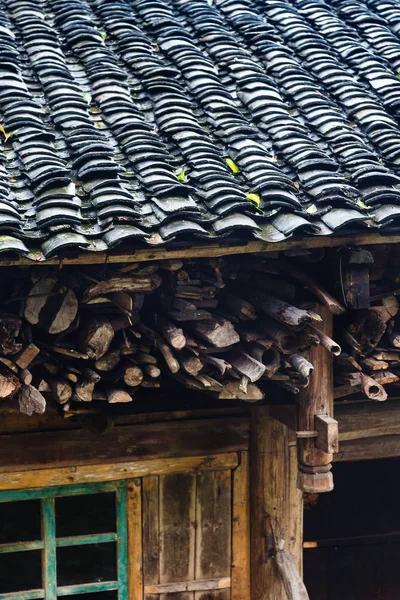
0,0,400,258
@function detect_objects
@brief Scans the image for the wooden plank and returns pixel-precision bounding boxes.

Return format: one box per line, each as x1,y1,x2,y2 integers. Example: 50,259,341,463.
0,540,43,553
56,533,117,547
41,498,57,600
56,582,119,596
142,475,160,600
127,478,143,600
3,232,400,267
0,452,239,493
0,418,248,471
274,400,400,442
0,453,239,491
159,472,196,600
144,577,231,594
232,452,251,600
336,400,400,441
195,469,231,578
334,434,400,462
0,591,44,600
116,483,129,599
251,407,304,600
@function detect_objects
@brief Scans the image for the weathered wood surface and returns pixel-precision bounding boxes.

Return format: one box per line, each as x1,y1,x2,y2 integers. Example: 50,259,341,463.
195,469,231,600
0,417,248,471
160,472,196,600
232,453,251,600
297,305,335,493
2,232,400,267
0,453,239,491
251,407,303,600
143,475,160,600
127,477,143,600
334,434,400,462
144,577,231,594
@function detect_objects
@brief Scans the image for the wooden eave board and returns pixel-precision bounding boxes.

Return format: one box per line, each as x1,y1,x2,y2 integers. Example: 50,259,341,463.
1,231,400,267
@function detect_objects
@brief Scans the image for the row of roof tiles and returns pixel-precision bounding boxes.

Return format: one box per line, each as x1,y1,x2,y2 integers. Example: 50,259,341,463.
0,0,400,258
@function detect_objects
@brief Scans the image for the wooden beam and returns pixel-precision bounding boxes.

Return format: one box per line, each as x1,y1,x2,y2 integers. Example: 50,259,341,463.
297,305,335,493
3,232,400,267
334,434,400,462
250,407,303,600
0,417,248,472
232,452,251,600
0,453,239,491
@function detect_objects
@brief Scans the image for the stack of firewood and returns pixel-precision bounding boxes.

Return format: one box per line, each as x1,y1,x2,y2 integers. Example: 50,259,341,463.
0,255,344,416
334,245,400,401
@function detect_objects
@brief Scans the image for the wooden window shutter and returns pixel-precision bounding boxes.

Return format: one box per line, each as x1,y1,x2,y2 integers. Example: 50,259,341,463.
137,452,250,600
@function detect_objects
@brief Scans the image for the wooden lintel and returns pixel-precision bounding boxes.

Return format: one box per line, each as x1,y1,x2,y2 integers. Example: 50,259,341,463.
0,452,239,491
0,417,248,472
144,576,231,594
2,231,400,267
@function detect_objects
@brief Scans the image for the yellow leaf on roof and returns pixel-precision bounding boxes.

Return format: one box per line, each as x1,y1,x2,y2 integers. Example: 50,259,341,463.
246,192,261,207
225,158,239,173
0,124,11,141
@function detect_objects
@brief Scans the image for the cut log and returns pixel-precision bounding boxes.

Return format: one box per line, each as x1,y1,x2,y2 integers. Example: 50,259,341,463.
119,364,144,387
228,350,266,382
200,354,231,376
340,248,373,309
220,293,257,320
153,315,186,349
19,368,32,385
218,380,264,401
107,388,133,403
0,357,17,373
95,349,121,371
0,365,20,398
75,378,96,402
260,318,298,354
240,288,321,327
24,277,58,325
192,318,240,348
19,384,46,415
49,378,73,405
359,357,389,371
0,314,22,355
179,352,204,377
335,353,362,372
167,309,212,321
83,274,161,301
386,333,400,348
79,317,114,360
372,370,399,386
48,288,78,334
262,348,281,379
144,364,161,379
138,323,180,373
15,343,40,369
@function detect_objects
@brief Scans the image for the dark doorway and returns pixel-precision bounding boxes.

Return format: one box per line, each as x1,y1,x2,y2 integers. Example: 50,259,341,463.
303,457,400,599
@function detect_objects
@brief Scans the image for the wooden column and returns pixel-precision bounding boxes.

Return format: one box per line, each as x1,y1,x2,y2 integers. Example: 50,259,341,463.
251,406,303,600
297,304,337,493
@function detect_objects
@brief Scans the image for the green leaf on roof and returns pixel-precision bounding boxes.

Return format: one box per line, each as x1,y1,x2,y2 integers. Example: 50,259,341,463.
177,168,187,182
100,30,107,41
225,158,239,173
82,92,91,103
246,192,261,207
306,204,318,215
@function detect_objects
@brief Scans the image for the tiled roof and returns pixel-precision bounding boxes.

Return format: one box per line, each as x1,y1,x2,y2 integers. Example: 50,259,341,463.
1,0,400,259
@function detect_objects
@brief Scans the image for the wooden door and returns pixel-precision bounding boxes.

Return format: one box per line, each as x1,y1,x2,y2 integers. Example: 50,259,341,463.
136,452,250,600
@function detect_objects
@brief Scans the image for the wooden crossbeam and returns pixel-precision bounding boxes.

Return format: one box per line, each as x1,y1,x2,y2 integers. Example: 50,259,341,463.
1,231,400,267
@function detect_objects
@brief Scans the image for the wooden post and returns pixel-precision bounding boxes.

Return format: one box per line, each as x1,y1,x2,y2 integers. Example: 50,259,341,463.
297,305,336,493
251,406,303,600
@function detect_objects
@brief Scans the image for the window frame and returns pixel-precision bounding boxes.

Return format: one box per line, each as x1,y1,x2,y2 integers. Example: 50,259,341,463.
0,481,128,600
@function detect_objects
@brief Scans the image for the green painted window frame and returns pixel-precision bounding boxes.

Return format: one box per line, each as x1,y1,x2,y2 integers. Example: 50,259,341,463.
0,481,128,600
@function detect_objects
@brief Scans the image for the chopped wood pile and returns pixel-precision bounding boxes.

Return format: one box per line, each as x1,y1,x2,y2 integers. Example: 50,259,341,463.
0,244,398,418
0,254,344,416
334,245,400,402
